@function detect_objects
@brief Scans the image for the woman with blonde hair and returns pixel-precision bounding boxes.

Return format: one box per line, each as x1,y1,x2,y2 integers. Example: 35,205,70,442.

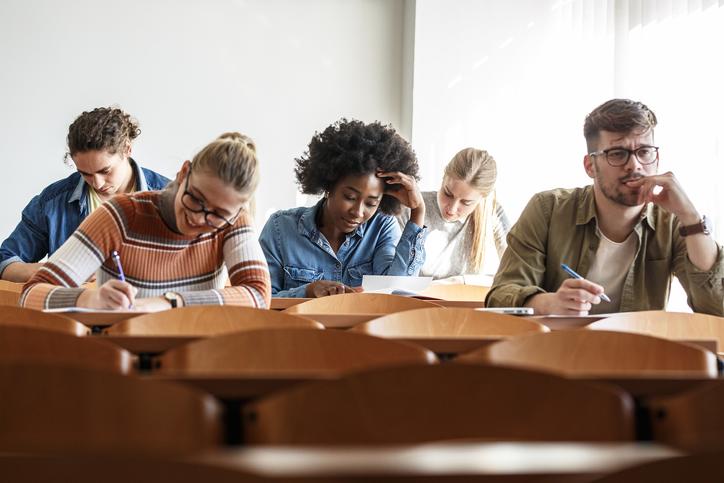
21,132,270,311
398,147,509,281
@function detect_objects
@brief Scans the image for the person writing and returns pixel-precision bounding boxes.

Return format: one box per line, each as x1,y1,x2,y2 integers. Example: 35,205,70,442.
259,118,427,298
487,98,723,316
397,147,509,282
21,132,270,311
0,107,169,282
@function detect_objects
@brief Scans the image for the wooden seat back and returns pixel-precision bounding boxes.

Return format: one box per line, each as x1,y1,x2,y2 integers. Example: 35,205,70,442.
457,329,718,377
244,364,635,444
589,452,724,483
0,289,20,306
157,328,437,375
0,325,133,373
106,306,323,335
648,382,724,452
0,363,222,455
0,306,89,335
588,310,724,351
353,307,548,337
0,453,262,483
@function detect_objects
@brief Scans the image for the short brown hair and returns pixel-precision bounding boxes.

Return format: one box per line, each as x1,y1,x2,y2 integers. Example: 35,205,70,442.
583,99,657,153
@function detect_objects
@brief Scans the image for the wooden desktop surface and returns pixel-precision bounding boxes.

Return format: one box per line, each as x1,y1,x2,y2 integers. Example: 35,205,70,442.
147,370,723,401
270,297,486,310
102,333,502,356
195,441,682,482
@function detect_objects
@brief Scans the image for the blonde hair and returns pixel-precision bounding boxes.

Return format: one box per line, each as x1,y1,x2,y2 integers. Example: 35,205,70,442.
444,148,498,273
191,132,259,216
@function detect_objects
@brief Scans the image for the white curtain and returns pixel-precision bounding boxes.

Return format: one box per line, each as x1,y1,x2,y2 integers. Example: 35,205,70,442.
614,0,724,240
413,0,723,243
412,0,723,309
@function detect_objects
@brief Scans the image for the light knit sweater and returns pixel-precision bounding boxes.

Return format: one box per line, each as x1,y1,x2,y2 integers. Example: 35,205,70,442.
397,191,510,280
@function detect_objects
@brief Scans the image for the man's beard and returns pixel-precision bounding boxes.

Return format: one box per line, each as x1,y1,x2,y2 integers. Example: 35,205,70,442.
594,163,645,207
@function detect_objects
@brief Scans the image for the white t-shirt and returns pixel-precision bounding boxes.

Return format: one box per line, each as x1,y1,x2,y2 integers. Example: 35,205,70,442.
585,230,637,314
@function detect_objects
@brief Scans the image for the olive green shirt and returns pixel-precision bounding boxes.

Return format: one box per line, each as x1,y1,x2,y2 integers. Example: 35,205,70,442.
486,186,724,316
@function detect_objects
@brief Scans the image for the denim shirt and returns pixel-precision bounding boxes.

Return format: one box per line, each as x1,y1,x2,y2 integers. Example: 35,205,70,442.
259,200,427,297
0,159,169,276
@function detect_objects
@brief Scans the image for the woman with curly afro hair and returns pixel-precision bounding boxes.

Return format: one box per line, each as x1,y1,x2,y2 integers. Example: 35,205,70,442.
0,107,169,282
259,118,427,298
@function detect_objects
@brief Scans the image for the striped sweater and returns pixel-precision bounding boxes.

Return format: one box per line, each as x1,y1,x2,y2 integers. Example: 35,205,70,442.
21,191,271,309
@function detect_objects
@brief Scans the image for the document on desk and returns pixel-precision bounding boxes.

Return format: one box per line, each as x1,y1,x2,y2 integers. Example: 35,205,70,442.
362,275,433,295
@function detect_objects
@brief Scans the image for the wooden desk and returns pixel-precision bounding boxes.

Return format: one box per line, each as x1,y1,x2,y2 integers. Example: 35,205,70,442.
271,298,486,311
43,310,143,328
101,335,199,354
99,332,500,356
530,315,609,331
196,442,682,482
294,313,380,328
149,370,723,401
147,372,335,400
270,298,309,310
396,335,500,354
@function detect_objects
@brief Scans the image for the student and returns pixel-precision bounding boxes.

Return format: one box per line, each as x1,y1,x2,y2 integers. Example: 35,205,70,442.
0,107,169,282
21,132,271,311
487,99,724,316
259,119,427,298
397,147,510,281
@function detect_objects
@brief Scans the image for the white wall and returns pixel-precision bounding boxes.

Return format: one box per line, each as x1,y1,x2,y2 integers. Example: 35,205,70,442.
0,0,406,237
412,0,615,219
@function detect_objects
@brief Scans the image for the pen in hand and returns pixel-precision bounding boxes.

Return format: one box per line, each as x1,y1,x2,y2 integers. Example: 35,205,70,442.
560,263,611,303
111,250,133,309
111,250,126,282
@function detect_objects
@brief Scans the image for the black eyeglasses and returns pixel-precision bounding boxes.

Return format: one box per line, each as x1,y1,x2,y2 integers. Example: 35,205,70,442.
589,146,660,167
181,170,240,229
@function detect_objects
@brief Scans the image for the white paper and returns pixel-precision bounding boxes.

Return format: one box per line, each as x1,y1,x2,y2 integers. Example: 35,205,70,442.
362,275,433,294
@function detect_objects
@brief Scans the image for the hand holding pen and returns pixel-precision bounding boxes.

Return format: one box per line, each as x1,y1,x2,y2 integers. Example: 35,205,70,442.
560,264,611,302
110,250,136,309
524,263,610,316
75,251,137,310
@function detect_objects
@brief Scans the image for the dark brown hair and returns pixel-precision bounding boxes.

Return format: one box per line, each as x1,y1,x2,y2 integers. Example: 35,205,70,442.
583,99,658,153
66,107,140,160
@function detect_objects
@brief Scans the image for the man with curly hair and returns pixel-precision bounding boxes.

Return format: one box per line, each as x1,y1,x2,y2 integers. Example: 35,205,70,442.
259,118,427,298
487,99,723,316
0,107,169,282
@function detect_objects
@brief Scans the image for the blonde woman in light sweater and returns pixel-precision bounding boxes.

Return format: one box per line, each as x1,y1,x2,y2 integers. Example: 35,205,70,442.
398,148,509,283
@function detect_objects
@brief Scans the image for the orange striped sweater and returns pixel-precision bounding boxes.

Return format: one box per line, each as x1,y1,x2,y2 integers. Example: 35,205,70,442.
21,191,271,309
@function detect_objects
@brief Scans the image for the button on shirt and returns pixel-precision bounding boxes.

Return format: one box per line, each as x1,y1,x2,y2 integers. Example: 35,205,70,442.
0,159,169,276
259,200,427,298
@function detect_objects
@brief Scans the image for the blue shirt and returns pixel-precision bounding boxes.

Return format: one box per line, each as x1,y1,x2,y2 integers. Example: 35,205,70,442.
0,159,169,276
259,200,427,297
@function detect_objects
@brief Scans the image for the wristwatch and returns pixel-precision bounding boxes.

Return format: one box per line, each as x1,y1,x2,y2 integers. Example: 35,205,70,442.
163,291,182,308
678,215,712,237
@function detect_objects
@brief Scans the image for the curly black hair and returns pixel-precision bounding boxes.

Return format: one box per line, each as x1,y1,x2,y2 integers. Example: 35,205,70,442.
66,107,140,161
295,119,419,215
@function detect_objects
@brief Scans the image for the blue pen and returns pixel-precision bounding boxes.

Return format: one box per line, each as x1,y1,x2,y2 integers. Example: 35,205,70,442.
560,263,611,303
111,250,134,309
111,251,126,282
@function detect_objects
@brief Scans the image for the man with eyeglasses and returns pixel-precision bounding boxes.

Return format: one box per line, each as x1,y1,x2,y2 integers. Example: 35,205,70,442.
487,98,723,316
